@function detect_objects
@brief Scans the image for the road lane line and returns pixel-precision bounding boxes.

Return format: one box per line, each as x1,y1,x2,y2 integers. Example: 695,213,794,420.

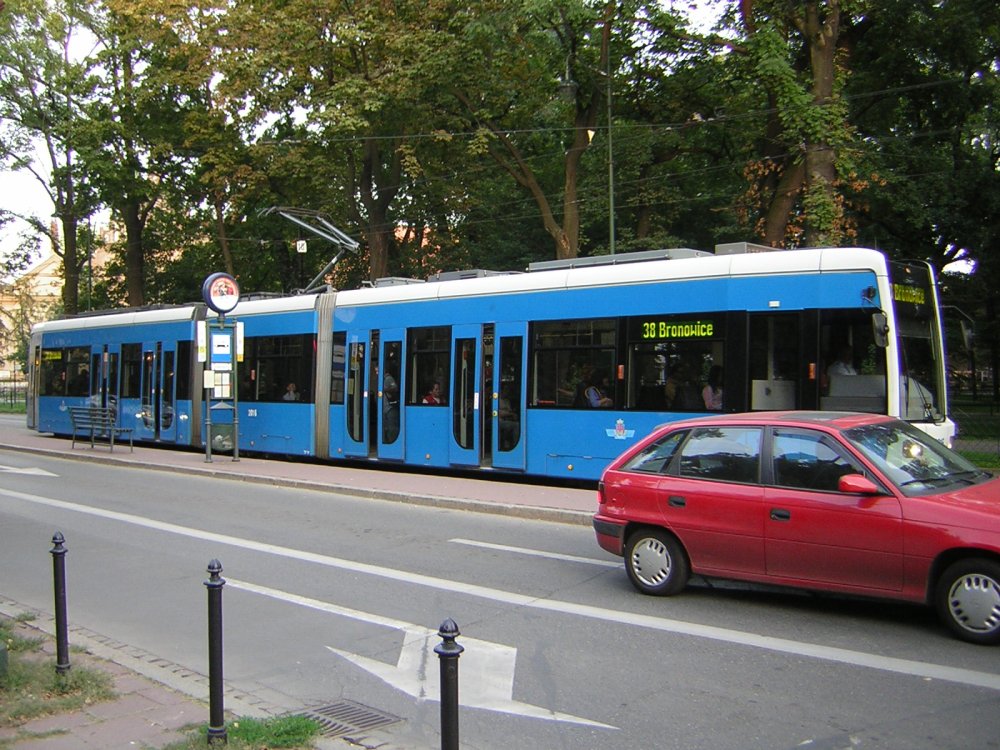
449,538,620,567
3,486,999,691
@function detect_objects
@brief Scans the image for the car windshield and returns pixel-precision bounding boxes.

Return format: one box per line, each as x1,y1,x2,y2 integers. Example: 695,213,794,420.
843,421,990,494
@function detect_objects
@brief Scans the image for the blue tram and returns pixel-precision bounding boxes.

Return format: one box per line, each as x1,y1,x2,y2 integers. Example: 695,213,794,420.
27,244,953,481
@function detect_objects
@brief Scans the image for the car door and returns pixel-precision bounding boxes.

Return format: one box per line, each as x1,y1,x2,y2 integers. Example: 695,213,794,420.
764,427,904,592
662,426,766,577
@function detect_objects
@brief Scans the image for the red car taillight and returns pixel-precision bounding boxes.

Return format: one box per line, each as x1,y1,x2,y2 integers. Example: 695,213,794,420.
597,480,606,505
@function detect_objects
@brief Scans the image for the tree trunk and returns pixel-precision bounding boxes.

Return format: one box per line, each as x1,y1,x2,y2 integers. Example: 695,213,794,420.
763,159,805,246
123,199,145,307
800,1,841,246
60,216,80,316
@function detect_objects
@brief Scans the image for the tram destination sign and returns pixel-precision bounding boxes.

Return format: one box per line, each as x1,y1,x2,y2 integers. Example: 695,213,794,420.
629,316,723,342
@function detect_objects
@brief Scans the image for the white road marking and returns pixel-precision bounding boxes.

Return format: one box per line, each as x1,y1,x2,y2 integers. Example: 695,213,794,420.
0,463,57,476
228,578,615,727
2,487,999,692
449,538,620,567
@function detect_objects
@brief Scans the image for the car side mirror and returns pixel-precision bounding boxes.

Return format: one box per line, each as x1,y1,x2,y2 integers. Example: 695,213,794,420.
838,474,881,494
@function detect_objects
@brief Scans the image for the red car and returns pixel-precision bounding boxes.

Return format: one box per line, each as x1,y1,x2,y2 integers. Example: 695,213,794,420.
593,411,1000,644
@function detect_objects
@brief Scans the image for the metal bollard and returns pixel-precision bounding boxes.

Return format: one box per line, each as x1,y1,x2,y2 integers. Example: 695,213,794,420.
50,532,70,675
204,559,227,745
434,618,464,750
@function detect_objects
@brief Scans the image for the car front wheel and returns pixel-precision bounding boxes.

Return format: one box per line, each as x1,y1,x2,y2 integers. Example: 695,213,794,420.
935,558,1000,645
624,528,689,596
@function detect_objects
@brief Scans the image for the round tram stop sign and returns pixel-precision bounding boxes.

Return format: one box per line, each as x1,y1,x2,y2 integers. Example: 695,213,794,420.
203,272,240,315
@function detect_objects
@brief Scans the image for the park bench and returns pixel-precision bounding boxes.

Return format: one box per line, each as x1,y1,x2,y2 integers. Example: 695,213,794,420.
68,405,133,452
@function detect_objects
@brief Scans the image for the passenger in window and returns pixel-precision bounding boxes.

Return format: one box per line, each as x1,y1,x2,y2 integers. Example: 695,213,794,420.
702,365,723,410
586,373,613,408
827,345,857,377
566,362,594,407
664,365,682,407
422,381,444,405
70,365,90,396
283,382,300,401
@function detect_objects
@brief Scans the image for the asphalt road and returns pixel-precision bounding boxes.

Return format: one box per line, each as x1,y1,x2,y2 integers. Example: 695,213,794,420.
1,448,999,749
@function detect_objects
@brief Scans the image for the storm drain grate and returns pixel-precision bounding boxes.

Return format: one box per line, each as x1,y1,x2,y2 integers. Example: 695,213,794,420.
295,700,402,738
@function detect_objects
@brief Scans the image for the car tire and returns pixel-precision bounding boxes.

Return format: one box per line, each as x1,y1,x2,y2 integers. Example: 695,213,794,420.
934,558,1000,645
624,528,689,596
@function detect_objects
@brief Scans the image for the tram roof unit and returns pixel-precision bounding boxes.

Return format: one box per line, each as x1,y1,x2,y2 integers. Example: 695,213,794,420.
335,245,890,308
34,303,203,333
210,291,329,318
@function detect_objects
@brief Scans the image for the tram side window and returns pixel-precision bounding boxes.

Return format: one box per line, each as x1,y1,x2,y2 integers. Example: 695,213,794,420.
330,333,346,404
626,316,724,411
406,326,451,405
530,318,616,408
121,344,142,398
39,350,65,396
62,347,91,397
240,334,316,402
176,341,192,401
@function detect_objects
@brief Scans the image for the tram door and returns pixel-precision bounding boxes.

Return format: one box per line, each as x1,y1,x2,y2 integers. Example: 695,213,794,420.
137,342,178,442
377,330,405,460
449,324,482,467
90,346,120,418
491,322,527,471
343,331,370,458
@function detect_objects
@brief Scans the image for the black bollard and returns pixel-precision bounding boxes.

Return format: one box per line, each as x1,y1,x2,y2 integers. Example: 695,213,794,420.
204,559,227,745
434,618,464,750
50,532,70,675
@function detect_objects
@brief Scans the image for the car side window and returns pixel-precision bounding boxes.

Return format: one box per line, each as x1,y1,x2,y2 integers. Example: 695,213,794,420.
621,430,687,474
677,427,762,484
771,428,863,492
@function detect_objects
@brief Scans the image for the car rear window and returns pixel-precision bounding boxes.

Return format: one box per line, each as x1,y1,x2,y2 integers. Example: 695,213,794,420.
621,430,688,474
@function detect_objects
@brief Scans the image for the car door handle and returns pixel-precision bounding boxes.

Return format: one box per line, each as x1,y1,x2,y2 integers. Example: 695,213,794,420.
770,508,791,521
668,495,686,508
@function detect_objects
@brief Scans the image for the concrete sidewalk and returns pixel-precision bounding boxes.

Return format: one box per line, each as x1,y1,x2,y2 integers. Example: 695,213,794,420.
0,419,599,749
0,419,596,526
1,603,207,749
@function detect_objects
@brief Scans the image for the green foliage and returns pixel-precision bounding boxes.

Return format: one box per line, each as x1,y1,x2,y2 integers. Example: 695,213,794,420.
0,618,116,726
161,715,322,750
0,0,996,328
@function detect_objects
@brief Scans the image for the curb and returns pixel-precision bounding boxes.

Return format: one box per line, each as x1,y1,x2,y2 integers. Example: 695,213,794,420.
0,440,595,526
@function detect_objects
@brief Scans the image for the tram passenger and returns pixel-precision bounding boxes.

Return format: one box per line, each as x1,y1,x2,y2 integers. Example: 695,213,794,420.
702,365,723,410
664,365,682,408
827,345,857,377
382,370,400,441
422,381,444,405
283,382,300,401
585,373,613,408
69,365,89,396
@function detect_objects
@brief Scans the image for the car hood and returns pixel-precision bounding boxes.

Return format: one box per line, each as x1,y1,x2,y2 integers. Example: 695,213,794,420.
904,475,1000,527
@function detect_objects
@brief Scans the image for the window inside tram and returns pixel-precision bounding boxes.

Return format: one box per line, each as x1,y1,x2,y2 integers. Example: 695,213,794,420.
407,326,450,406
330,333,346,403
40,347,92,397
239,334,315,402
530,318,616,407
121,343,142,398
627,316,724,411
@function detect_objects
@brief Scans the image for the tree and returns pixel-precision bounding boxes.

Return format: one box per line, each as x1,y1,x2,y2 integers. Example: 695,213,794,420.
730,0,862,247
0,0,100,315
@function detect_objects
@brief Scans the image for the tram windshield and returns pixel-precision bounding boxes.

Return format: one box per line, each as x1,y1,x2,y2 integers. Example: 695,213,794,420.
890,262,946,423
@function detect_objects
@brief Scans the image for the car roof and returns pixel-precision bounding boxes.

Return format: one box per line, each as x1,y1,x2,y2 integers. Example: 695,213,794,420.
657,410,897,433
